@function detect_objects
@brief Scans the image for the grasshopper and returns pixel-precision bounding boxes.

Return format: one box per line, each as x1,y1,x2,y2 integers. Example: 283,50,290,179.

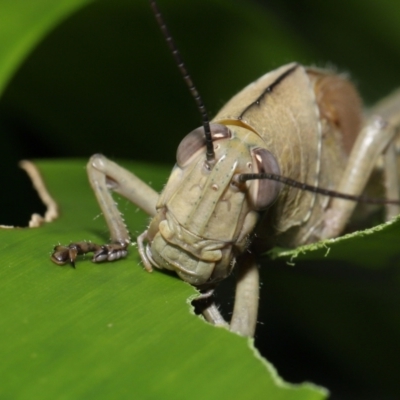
51,0,400,337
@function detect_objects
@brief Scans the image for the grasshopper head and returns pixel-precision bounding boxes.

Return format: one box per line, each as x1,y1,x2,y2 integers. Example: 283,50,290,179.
142,123,281,287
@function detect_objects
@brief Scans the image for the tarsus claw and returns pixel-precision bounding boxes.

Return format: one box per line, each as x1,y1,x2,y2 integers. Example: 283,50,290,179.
51,242,128,266
51,245,79,267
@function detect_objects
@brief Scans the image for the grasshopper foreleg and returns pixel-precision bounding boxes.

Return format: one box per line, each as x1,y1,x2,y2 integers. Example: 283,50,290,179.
194,254,260,337
51,154,159,267
193,288,229,328
230,253,260,337
51,241,128,267
200,300,230,329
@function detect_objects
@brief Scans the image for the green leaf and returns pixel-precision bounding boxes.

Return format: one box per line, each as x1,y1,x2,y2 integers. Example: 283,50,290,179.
270,217,400,269
0,0,94,97
0,160,327,399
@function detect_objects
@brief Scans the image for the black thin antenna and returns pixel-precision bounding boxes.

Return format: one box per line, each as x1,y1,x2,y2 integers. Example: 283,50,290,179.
239,173,400,205
149,0,215,165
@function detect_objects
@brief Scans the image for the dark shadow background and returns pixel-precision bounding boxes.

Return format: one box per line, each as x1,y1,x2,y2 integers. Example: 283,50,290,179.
2,0,400,398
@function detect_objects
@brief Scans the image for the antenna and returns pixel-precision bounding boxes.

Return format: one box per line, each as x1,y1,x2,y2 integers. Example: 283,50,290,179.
149,0,216,165
239,173,400,205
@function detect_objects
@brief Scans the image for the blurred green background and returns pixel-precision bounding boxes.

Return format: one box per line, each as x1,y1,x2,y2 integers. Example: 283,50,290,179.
1,0,400,399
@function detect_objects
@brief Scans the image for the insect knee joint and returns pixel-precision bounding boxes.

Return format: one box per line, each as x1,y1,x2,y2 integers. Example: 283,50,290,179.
88,153,107,171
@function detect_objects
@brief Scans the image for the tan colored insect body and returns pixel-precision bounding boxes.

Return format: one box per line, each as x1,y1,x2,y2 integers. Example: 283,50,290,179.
51,5,400,338
142,63,362,283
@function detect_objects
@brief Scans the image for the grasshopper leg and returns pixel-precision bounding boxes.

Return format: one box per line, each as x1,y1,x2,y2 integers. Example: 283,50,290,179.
230,253,260,337
51,154,159,266
321,116,399,239
373,89,400,220
191,254,260,337
320,87,400,238
51,242,129,266
193,254,259,336
382,141,400,220
194,289,230,328
201,301,230,329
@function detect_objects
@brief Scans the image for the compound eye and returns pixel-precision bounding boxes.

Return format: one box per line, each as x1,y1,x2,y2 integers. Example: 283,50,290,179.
176,123,231,167
249,148,281,210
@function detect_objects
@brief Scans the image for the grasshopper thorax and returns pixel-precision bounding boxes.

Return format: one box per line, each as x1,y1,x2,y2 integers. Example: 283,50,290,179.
142,122,281,287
